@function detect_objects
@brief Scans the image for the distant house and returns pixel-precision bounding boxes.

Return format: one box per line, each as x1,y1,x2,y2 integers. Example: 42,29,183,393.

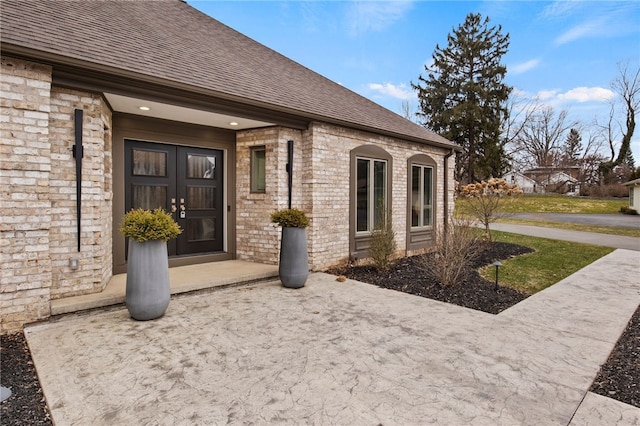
0,0,458,330
503,171,539,194
623,178,640,212
524,168,579,195
505,168,579,195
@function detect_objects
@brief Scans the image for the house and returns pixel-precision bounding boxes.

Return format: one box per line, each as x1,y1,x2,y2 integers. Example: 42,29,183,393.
523,168,580,195
0,0,457,331
503,171,538,194
504,168,579,195
623,178,640,212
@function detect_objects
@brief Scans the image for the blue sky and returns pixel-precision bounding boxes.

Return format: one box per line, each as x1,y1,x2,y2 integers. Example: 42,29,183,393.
189,0,640,159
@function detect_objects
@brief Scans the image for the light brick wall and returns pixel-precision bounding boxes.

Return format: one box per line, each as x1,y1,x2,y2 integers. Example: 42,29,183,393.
0,57,113,332
1,57,54,332
235,121,453,272
304,122,452,269
48,87,113,300
236,127,305,264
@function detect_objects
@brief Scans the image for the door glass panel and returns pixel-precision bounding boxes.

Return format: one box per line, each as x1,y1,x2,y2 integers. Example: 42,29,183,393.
187,154,216,179
187,186,215,209
187,218,216,241
356,159,369,232
132,185,166,210
132,149,167,176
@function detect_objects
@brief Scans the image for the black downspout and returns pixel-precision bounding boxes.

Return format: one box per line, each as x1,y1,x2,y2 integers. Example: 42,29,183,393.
73,109,83,252
443,149,455,236
286,140,293,209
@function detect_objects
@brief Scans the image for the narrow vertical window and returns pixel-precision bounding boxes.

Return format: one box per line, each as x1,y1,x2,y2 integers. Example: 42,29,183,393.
411,165,433,228
357,157,387,233
250,146,266,193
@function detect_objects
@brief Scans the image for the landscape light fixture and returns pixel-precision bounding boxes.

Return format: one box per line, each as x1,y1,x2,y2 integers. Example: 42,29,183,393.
493,261,502,291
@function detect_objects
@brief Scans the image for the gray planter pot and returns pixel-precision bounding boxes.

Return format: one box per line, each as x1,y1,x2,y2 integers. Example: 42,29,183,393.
126,239,170,320
279,227,309,288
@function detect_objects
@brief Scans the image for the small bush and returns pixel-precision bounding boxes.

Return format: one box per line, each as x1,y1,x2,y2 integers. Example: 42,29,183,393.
120,208,182,242
418,217,483,287
620,206,639,215
369,202,397,271
270,208,310,228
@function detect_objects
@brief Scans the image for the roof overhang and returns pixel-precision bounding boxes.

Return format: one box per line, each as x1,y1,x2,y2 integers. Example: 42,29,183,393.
2,42,458,150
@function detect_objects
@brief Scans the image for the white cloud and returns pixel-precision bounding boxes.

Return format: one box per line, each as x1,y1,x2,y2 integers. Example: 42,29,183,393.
535,90,559,101
557,87,615,103
554,18,605,45
347,1,413,37
539,0,582,20
368,82,416,100
510,59,541,75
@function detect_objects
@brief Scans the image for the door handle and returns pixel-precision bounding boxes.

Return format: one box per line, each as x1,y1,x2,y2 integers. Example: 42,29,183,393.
171,205,177,213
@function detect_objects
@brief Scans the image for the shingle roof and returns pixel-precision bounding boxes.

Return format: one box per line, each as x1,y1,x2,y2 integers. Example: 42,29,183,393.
1,0,454,148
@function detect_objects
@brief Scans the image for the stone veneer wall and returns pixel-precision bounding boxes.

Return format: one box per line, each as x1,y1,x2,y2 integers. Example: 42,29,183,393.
0,56,113,332
235,121,452,272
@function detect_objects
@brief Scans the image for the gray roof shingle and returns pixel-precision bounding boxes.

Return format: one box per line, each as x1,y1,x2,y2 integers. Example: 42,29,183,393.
1,0,454,148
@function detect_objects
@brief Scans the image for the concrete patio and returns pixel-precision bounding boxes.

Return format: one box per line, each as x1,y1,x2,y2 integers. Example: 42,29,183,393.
25,249,640,425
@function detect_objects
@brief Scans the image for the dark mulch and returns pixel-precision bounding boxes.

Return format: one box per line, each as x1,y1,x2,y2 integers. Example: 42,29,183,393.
328,241,534,314
590,305,640,408
0,332,52,425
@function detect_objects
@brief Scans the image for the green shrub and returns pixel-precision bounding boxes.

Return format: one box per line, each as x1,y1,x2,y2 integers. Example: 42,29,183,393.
120,208,182,242
620,206,639,215
369,201,397,271
270,208,310,228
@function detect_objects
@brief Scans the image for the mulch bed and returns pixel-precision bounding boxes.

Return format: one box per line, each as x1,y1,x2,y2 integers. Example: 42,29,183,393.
590,306,640,408
0,332,52,425
328,241,534,314
1,242,637,424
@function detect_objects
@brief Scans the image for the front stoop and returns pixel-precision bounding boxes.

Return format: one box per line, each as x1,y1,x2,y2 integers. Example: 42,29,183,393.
50,260,279,316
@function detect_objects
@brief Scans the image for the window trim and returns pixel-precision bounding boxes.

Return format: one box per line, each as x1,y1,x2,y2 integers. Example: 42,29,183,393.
406,154,437,251
355,156,388,235
349,145,392,259
250,145,266,193
410,164,434,229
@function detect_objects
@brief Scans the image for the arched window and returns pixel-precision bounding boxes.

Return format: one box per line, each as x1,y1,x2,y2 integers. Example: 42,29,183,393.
407,154,437,250
349,145,392,259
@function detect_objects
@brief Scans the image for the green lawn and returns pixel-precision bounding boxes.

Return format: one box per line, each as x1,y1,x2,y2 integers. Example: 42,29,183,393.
455,194,636,237
497,194,627,214
479,231,614,295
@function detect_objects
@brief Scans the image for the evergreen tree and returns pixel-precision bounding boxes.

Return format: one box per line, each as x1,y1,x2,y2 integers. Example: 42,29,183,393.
413,13,512,183
623,147,635,170
562,128,582,166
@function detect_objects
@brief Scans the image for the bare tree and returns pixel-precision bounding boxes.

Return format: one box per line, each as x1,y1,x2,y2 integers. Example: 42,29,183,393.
597,62,640,182
400,99,418,123
509,105,578,169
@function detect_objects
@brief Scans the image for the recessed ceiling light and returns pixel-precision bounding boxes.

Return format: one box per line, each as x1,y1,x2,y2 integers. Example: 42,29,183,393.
229,121,239,126
139,106,150,111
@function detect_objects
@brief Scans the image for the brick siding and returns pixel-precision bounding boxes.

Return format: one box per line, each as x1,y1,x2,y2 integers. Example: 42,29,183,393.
0,57,113,332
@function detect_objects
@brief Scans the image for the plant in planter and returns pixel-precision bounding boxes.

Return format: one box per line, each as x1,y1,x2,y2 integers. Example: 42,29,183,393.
271,208,310,288
120,208,182,320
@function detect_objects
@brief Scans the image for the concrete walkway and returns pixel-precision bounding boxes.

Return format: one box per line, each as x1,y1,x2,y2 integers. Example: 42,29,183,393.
25,250,640,425
489,222,640,251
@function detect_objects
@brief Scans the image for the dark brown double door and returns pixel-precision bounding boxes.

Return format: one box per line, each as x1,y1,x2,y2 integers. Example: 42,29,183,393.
125,140,223,256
